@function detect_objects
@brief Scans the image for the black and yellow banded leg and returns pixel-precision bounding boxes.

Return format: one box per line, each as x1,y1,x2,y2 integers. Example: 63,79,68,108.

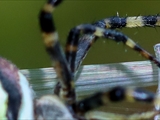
85,111,158,120
75,15,160,71
66,24,160,72
39,0,75,104
72,86,160,116
94,15,160,29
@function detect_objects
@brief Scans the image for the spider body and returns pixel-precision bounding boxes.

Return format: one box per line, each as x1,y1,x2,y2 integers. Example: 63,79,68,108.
1,0,160,119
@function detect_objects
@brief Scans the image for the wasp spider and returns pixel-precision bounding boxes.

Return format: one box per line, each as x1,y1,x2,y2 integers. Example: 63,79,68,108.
1,0,160,119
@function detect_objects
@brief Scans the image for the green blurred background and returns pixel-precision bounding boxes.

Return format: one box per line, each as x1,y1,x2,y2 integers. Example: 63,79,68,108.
0,0,160,69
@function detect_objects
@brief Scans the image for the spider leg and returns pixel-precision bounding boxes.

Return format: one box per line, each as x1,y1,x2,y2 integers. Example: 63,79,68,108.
85,111,158,120
39,0,76,104
71,86,160,117
94,15,160,29
75,34,96,72
0,57,34,119
66,24,160,73
75,15,160,71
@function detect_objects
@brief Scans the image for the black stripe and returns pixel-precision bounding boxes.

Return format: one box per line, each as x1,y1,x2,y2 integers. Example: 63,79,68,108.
94,17,127,29
143,16,157,27
109,16,127,29
48,0,63,6
133,44,142,52
108,86,125,102
66,28,80,46
66,28,80,72
154,59,160,67
54,82,61,95
93,19,106,28
74,92,103,113
103,29,128,43
39,11,55,32
79,24,96,34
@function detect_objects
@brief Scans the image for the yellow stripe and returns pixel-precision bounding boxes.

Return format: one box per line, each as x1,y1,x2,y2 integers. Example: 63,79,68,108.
43,4,54,13
125,38,136,49
104,19,111,28
126,16,144,27
125,88,135,102
140,51,150,59
65,45,77,52
101,93,109,105
154,95,160,110
94,27,105,37
42,32,58,47
155,16,160,26
71,81,75,90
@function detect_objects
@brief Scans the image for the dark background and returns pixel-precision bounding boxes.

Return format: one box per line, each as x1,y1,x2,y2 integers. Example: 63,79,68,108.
0,0,160,69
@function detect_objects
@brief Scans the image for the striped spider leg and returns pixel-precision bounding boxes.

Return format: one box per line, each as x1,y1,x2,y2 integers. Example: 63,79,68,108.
75,15,160,71
72,86,160,120
67,24,160,72
35,86,160,119
38,0,160,119
55,6,160,98
0,57,34,119
66,24,160,119
39,0,75,104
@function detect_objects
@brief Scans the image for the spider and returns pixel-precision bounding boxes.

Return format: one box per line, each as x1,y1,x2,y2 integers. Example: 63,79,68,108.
1,0,160,119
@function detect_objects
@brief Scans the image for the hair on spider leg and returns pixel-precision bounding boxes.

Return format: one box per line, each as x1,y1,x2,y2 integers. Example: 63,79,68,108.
135,14,141,20
133,31,138,35
116,11,119,17
124,49,128,53
154,26,159,33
